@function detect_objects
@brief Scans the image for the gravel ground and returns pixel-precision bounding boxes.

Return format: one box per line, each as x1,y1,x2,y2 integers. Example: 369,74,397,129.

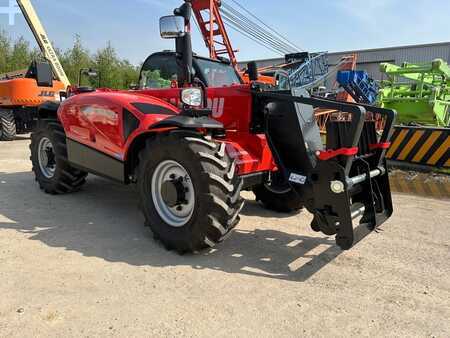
1,136,449,337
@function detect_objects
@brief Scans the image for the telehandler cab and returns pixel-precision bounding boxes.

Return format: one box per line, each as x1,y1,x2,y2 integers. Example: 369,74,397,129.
30,2,396,253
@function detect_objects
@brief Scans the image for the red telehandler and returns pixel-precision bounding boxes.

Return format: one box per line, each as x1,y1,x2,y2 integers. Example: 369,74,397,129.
30,2,396,253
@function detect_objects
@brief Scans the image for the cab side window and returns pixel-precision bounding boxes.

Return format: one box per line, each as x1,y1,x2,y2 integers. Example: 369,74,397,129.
139,54,179,89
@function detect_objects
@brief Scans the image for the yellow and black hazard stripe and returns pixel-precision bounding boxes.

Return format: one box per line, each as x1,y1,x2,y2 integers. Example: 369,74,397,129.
387,126,450,169
389,172,450,200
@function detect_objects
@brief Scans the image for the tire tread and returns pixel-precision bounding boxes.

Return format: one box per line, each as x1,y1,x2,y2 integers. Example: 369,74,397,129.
0,110,17,141
30,119,87,194
138,131,244,253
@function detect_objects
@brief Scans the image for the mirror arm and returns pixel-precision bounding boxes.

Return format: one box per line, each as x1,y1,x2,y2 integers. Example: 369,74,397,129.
174,3,192,24
174,2,193,86
194,77,208,108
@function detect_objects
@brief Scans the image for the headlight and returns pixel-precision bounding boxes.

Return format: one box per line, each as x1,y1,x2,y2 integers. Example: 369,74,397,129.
181,88,202,107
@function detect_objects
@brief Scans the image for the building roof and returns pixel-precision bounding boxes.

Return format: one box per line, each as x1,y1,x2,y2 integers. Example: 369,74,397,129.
238,41,450,65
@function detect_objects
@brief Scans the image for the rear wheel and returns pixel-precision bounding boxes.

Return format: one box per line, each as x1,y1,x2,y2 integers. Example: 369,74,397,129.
253,172,303,213
30,119,87,194
0,109,17,141
137,131,244,253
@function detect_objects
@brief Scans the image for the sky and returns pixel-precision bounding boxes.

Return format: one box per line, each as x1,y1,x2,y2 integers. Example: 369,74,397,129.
1,0,450,65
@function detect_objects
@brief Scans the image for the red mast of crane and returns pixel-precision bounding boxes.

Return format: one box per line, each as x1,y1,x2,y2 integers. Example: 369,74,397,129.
189,0,239,69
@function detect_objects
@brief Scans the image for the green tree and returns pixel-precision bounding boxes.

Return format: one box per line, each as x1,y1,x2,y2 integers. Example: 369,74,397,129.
0,30,12,73
118,59,140,89
9,37,33,71
60,35,93,85
0,31,139,89
93,42,120,88
92,42,139,89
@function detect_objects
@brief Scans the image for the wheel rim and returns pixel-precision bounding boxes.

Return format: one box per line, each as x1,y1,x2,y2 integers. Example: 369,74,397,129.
38,137,56,179
151,160,195,227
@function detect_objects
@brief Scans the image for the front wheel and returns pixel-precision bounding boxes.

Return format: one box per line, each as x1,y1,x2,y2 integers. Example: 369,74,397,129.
30,119,87,194
137,131,244,253
253,173,303,213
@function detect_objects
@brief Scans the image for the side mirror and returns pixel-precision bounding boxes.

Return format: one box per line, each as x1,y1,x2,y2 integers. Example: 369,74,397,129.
247,61,258,82
78,68,101,87
85,69,98,77
129,83,139,90
160,15,186,39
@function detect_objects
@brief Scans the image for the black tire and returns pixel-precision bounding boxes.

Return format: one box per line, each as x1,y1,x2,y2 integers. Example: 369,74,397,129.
253,180,303,213
0,109,17,141
137,131,244,253
30,119,87,194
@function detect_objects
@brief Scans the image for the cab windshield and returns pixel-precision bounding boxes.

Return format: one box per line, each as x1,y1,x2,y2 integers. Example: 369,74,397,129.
194,58,242,87
139,53,242,89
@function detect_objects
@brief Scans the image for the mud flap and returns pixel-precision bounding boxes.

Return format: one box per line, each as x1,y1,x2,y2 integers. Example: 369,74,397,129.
256,89,397,250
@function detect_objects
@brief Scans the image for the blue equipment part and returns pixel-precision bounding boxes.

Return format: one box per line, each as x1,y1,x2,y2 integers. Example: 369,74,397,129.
337,70,379,104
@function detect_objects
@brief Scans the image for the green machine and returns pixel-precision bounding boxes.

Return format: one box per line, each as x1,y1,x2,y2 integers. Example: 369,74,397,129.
379,59,450,127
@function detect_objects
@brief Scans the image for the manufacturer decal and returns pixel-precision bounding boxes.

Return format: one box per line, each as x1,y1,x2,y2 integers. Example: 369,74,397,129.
38,91,56,97
208,98,225,118
80,106,118,125
289,173,307,185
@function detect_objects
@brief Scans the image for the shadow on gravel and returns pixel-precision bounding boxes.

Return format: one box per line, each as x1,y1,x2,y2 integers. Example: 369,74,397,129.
239,199,301,219
8,134,31,141
0,171,343,282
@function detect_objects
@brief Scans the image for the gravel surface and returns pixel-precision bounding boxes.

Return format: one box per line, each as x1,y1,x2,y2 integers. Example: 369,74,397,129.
1,136,449,337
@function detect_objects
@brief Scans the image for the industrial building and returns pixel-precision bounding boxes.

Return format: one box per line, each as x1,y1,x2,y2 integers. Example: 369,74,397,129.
239,42,450,80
